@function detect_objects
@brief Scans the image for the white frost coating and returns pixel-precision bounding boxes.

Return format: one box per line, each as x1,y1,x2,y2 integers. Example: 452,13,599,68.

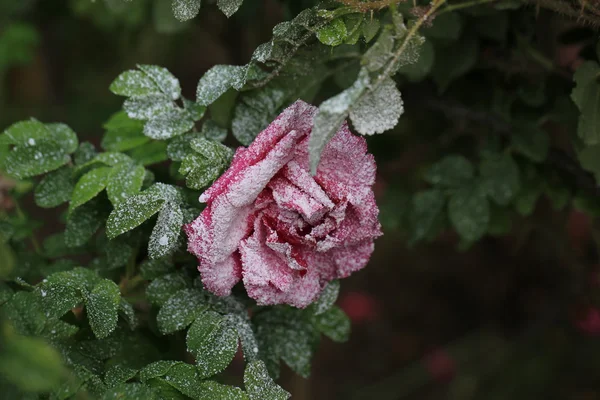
28,138,35,146
217,0,244,17
172,0,202,22
350,78,404,135
159,235,168,245
124,95,174,120
137,64,182,100
196,65,247,106
148,203,184,259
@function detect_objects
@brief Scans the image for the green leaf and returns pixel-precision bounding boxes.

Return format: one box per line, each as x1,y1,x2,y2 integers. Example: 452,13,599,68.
124,95,174,120
106,189,165,239
432,35,479,92
34,166,74,208
196,65,248,106
511,124,550,162
217,0,244,17
397,39,435,82
571,61,600,145
65,197,108,247
101,383,158,400
119,298,138,330
70,166,112,211
0,335,64,393
138,64,182,100
110,70,162,98
128,141,169,166
146,273,190,306
85,279,121,339
1,119,78,179
202,119,227,142
102,111,149,152
361,18,380,43
317,18,347,46
148,203,183,259
448,184,490,242
424,12,462,40
157,288,208,334
312,306,350,342
186,311,238,378
2,291,45,335
172,0,202,21
38,267,101,318
479,154,520,206
140,257,173,279
75,141,98,165
409,189,446,242
425,155,474,187
196,381,248,400
349,77,403,135
107,162,145,205
313,280,340,315
143,108,195,140
244,360,290,400
104,365,139,388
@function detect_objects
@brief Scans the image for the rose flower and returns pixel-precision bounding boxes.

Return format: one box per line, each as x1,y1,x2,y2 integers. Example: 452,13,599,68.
185,100,382,308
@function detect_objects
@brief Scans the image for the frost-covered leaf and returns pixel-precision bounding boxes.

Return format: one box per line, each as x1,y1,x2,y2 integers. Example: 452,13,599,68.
143,108,195,140
196,65,248,106
157,288,208,334
103,365,140,388
1,120,78,179
140,256,173,279
186,311,238,378
309,70,368,174
180,154,223,190
361,18,380,43
138,64,181,100
110,70,162,98
172,0,202,21
42,318,79,340
409,189,446,243
107,162,145,205
480,154,520,206
70,166,112,212
75,141,98,165
571,61,600,145
311,306,350,342
38,267,101,318
197,381,248,400
65,197,107,247
148,203,183,259
101,383,158,400
119,299,138,330
124,95,174,120
244,360,290,400
2,291,45,336
397,39,435,82
448,184,490,242
85,279,121,339
232,84,287,145
363,27,394,72
316,18,347,46
313,280,339,315
425,155,474,187
202,119,227,142
102,111,149,152
217,0,244,17
106,187,166,239
349,77,403,135
34,166,74,208
167,132,202,161
129,141,169,166
146,273,190,306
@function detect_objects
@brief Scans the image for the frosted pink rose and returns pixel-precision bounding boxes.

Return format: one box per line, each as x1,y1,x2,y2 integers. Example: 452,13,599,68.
184,100,382,308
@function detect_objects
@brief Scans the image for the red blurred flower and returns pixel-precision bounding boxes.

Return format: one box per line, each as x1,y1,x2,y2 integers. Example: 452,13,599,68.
339,291,380,323
575,307,600,336
423,349,456,384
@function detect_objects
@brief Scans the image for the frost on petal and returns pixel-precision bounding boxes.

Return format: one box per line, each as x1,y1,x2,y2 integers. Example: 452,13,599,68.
330,240,375,278
199,100,317,203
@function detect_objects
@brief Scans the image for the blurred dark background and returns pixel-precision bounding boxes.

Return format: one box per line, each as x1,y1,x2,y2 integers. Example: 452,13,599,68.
3,0,600,399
